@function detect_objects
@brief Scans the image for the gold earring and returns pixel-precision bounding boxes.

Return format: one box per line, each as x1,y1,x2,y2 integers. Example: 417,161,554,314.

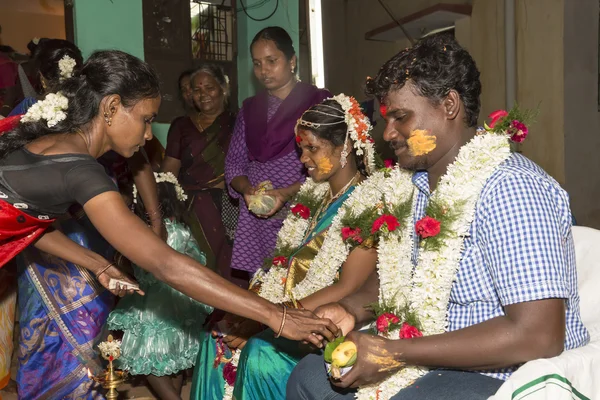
104,112,112,126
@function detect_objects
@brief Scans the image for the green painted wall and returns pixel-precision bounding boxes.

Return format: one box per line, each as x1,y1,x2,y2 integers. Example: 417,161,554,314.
236,1,299,104
73,0,169,145
73,0,144,60
72,0,300,145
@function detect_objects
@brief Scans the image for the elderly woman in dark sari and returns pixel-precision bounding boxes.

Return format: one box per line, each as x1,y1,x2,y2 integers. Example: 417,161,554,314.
161,63,239,284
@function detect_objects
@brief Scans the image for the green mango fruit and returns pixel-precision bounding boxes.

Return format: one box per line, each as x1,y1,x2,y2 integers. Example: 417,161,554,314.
323,336,346,363
331,341,357,367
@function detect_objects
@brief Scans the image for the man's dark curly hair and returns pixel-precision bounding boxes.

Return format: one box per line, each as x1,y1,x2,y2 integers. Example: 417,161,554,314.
365,33,482,127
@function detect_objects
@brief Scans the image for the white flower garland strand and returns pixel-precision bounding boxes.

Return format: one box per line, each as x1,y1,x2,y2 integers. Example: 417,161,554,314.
21,92,68,128
224,172,413,399
132,172,188,204
356,133,511,400
257,169,414,305
58,55,77,81
222,349,240,400
255,177,332,303
276,179,329,250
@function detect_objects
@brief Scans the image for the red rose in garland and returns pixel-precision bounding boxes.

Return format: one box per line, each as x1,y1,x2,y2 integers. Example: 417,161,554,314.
371,214,400,234
384,159,395,168
399,322,423,339
488,109,508,129
341,227,363,244
485,106,534,144
272,256,288,267
508,120,528,143
291,204,310,220
223,361,237,386
415,216,441,238
376,312,400,334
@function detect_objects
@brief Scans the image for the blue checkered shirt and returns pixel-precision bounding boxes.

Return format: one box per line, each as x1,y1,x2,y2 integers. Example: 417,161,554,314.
411,153,589,380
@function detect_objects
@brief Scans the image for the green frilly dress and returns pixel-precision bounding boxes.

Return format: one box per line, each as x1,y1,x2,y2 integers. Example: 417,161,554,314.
107,219,213,376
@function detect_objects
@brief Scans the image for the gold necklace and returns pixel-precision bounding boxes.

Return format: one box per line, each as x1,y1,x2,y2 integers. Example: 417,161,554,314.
328,171,362,204
304,171,362,241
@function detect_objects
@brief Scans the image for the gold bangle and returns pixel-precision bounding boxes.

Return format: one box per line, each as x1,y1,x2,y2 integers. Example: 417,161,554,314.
96,263,114,278
274,305,287,338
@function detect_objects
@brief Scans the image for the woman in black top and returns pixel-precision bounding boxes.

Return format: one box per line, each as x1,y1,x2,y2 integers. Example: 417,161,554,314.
0,50,338,346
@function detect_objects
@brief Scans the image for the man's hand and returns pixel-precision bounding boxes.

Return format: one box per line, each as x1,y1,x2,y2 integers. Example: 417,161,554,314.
331,331,404,389
277,308,340,348
314,302,356,336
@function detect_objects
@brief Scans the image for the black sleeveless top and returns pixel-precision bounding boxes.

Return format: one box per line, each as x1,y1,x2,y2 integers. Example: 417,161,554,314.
0,148,118,218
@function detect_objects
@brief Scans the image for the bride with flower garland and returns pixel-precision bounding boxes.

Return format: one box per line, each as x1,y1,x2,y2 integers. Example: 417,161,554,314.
190,94,388,400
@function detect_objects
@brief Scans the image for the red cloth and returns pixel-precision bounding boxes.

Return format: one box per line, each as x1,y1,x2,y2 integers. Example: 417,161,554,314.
0,114,21,134
0,54,17,89
0,114,48,268
0,200,55,268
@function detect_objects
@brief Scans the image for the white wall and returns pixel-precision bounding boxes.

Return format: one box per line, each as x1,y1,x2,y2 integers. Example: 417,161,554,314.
563,0,600,226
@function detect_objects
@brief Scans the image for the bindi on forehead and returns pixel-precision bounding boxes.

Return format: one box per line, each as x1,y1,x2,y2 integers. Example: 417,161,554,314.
297,129,318,142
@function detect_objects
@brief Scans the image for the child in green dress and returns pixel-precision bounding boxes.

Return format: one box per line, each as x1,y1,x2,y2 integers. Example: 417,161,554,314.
108,172,213,400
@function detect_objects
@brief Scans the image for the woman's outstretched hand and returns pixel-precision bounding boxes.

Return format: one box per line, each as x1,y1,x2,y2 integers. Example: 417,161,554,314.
278,308,340,348
97,264,144,297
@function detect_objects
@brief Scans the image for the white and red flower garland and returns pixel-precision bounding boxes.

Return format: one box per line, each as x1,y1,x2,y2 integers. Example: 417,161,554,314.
357,130,513,399
221,344,240,400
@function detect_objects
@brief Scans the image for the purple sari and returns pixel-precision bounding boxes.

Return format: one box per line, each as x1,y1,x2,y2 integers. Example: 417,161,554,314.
225,83,330,274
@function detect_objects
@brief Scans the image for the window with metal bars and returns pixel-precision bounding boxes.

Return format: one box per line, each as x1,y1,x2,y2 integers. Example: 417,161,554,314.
143,0,238,121
191,1,234,61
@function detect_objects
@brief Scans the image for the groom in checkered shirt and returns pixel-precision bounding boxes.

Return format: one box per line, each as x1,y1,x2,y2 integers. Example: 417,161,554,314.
286,34,589,400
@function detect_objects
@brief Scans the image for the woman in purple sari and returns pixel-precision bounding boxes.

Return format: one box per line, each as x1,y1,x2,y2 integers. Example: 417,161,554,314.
226,27,330,281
